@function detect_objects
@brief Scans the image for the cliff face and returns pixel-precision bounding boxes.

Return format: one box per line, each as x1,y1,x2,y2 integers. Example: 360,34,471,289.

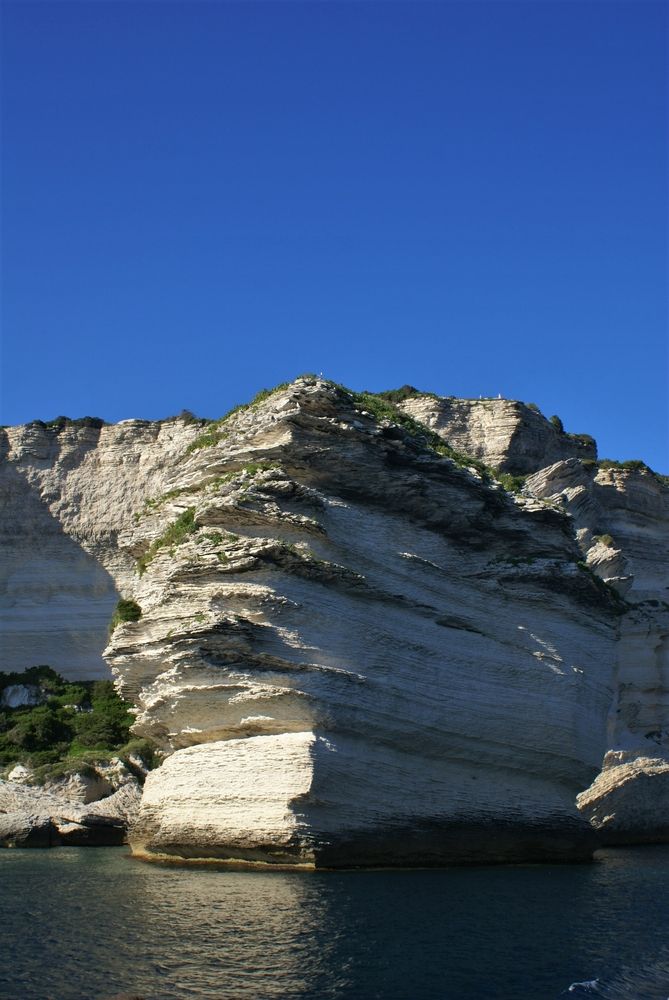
0,419,202,677
1,379,667,864
523,460,669,842
104,380,620,864
400,396,596,473
397,396,669,845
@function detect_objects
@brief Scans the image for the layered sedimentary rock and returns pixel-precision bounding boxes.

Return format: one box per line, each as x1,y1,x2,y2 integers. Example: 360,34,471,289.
0,759,143,847
523,460,669,842
396,395,669,844
0,418,203,677
102,380,623,864
399,395,596,473
575,750,669,844
1,378,667,862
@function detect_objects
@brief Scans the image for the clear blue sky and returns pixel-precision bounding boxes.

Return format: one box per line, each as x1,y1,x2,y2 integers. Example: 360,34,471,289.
2,1,667,470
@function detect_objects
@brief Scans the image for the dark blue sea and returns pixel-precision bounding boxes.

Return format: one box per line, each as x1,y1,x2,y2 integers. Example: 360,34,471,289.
1,846,667,1000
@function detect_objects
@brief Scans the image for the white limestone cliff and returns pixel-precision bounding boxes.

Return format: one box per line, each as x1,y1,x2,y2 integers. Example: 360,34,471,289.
104,380,622,864
0,417,203,677
1,378,667,862
523,460,669,842
399,394,596,473
400,396,668,844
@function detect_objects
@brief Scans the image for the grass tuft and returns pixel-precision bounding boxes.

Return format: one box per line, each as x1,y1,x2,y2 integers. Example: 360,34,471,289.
137,508,197,575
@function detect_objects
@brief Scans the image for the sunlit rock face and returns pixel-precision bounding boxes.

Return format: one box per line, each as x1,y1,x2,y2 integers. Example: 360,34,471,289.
0,419,203,678
103,380,621,865
576,749,669,845
0,772,142,847
399,396,596,473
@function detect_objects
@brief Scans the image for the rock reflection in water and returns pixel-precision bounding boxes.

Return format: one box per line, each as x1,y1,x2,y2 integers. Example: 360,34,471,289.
124,859,342,999
1,847,669,1000
0,850,342,1000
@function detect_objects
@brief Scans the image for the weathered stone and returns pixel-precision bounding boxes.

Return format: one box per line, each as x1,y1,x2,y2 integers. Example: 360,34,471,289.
524,460,669,840
577,749,669,844
399,396,596,473
1,378,667,861
110,380,617,864
7,764,32,783
1,684,45,708
0,772,142,847
0,417,204,678
0,811,54,848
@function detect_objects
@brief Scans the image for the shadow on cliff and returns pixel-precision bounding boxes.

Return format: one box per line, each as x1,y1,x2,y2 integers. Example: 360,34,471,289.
0,442,119,679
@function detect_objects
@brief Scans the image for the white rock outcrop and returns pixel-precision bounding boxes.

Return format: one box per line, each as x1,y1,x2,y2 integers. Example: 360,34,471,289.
1,379,667,862
0,761,142,847
521,460,669,840
104,380,623,864
399,395,596,473
576,749,669,843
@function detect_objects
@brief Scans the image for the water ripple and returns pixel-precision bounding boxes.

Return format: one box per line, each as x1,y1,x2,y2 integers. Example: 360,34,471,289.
0,847,667,999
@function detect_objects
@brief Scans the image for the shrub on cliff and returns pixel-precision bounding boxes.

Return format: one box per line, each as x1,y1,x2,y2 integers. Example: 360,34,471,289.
599,458,647,473
597,459,668,486
374,385,423,404
496,472,527,494
109,598,142,633
4,705,73,757
71,681,134,750
29,416,105,432
162,408,202,425
0,668,136,767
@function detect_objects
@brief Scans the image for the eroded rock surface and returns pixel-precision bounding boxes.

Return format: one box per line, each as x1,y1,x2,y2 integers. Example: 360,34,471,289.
0,760,142,847
522,460,669,841
399,395,596,473
2,378,667,860
576,749,669,843
101,380,622,865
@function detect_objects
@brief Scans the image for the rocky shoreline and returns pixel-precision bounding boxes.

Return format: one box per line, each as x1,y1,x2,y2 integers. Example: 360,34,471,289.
0,758,144,848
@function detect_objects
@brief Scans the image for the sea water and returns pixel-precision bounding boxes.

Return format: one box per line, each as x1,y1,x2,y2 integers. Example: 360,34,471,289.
0,846,667,1000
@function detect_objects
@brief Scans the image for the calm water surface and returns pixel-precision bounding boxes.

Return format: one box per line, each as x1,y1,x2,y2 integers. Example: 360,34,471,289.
0,846,668,1000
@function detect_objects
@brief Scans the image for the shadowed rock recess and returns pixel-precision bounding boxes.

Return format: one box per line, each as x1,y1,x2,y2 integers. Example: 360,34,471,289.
1,378,667,865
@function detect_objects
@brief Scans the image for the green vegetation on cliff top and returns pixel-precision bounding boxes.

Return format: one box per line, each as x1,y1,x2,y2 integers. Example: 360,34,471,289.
28,416,106,432
186,383,293,452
